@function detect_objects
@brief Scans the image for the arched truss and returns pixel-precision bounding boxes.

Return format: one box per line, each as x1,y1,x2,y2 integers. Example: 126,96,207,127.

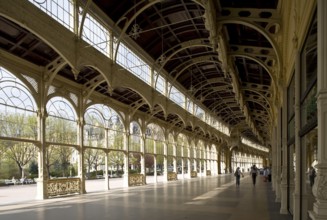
218,19,281,76
114,0,161,62
243,89,272,110
187,78,230,98
167,113,186,130
110,86,152,117
80,66,112,104
146,103,167,123
230,54,275,85
172,56,221,81
153,39,213,84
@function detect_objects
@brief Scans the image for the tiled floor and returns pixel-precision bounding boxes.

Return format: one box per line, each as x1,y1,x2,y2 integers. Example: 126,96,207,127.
0,174,292,220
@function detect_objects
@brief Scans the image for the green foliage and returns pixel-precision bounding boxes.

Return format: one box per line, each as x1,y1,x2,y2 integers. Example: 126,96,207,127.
129,169,139,174
29,160,38,176
46,117,77,144
70,166,77,176
84,148,105,173
0,158,20,179
108,151,124,168
0,112,37,139
46,146,73,178
87,170,104,179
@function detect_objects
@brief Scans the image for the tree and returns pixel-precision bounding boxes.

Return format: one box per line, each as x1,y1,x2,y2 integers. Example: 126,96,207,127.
29,160,38,177
5,141,36,178
108,151,124,173
0,113,38,178
57,146,73,177
45,116,77,177
0,143,5,165
45,145,59,178
129,153,140,172
84,148,103,175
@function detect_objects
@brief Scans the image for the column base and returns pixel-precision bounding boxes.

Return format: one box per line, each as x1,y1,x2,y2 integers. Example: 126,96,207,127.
309,201,327,220
80,176,86,194
35,178,48,200
163,171,168,182
309,211,327,220
280,183,288,214
123,174,129,187
104,178,110,191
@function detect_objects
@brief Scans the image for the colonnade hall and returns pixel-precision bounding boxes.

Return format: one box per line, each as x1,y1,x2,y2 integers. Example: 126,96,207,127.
0,0,326,220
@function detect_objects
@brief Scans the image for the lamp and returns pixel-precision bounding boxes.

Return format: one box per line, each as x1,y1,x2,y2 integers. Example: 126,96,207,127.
129,1,142,40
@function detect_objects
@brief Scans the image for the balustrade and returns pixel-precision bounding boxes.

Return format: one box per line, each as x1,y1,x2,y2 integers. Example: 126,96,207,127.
47,178,80,197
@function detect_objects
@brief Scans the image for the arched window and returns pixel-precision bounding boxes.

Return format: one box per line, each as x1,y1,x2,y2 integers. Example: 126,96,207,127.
84,104,124,149
129,121,141,152
46,97,77,145
0,67,38,179
145,123,164,155
0,67,37,140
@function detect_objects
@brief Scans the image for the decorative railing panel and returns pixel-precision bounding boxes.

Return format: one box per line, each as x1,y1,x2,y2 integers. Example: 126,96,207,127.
168,172,177,181
47,178,80,197
129,174,145,186
191,171,197,178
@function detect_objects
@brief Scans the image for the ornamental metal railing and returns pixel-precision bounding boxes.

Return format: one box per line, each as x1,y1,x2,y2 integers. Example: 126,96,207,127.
47,178,81,197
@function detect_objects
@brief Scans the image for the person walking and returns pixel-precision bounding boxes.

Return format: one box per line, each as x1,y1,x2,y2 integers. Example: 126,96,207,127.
250,165,258,186
234,167,243,186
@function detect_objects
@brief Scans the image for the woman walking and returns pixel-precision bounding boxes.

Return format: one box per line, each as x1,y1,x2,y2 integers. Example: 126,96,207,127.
234,167,243,186
250,165,258,186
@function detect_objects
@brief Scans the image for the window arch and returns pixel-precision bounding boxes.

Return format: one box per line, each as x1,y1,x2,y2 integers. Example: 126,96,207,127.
0,67,37,140
46,96,77,145
145,123,164,155
177,133,188,158
84,104,124,149
129,121,141,152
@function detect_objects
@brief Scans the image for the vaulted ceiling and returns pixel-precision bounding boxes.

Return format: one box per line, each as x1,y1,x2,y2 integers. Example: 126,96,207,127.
0,0,281,147
92,0,280,144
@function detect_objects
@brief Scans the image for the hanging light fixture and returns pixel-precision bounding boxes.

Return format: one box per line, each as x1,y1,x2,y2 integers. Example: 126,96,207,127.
158,30,166,65
189,69,194,94
129,23,142,40
129,1,142,40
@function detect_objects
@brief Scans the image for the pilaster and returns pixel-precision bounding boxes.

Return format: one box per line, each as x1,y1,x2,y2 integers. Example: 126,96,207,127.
275,110,282,202
140,135,146,183
154,155,158,183
163,140,168,182
181,158,185,179
78,122,86,194
280,88,289,214
36,109,48,200
104,152,110,190
123,132,130,187
272,129,277,191
187,157,191,179
309,1,327,219
293,51,301,220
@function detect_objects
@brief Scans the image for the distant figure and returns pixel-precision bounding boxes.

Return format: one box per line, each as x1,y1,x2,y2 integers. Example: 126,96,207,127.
12,176,16,185
267,167,271,182
263,168,268,182
250,165,258,186
309,166,316,187
234,167,243,186
263,167,271,182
